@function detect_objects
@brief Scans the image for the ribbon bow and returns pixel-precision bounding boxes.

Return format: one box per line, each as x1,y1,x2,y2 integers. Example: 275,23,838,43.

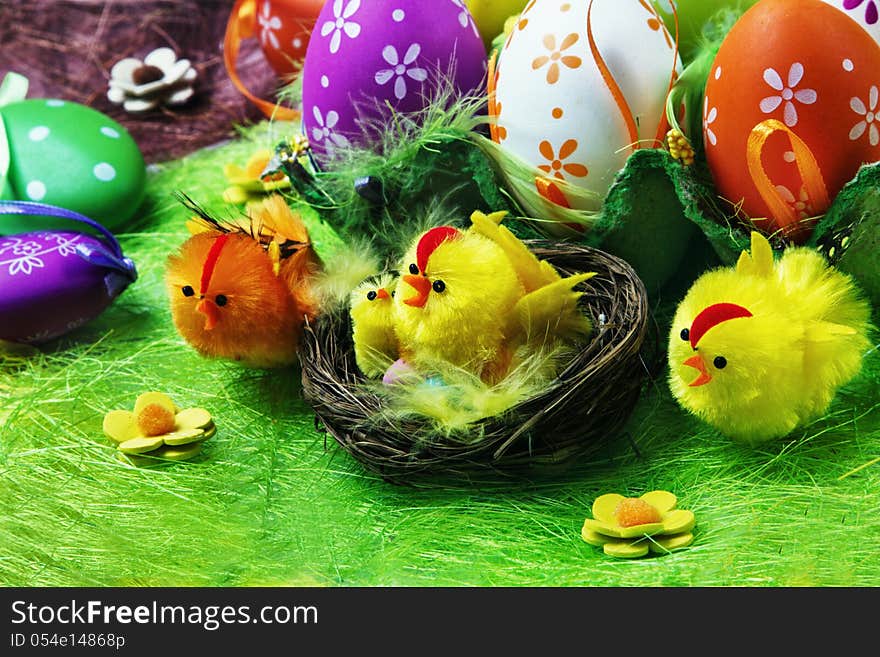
0,200,138,298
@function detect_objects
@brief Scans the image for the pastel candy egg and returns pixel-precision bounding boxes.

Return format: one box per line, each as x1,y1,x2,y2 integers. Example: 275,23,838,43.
0,99,146,234
300,0,488,163
0,229,136,344
703,0,880,241
254,0,325,77
492,0,681,212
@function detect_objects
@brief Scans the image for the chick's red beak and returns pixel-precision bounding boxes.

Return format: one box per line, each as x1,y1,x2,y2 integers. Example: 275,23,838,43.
402,274,431,308
376,288,390,300
195,298,220,331
683,354,711,387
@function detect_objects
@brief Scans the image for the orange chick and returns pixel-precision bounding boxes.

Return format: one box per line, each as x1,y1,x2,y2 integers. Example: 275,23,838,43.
166,194,322,368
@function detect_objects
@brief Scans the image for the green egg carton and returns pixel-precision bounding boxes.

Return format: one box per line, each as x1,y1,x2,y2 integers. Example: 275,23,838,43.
609,148,880,307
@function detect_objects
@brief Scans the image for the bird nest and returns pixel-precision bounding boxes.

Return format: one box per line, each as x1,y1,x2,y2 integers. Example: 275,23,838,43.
299,240,656,483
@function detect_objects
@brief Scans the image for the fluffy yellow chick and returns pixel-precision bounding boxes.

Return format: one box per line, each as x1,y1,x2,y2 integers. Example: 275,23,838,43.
392,211,594,382
350,271,399,378
668,231,873,445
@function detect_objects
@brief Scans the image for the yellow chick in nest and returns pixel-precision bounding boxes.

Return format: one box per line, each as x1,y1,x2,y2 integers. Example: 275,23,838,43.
350,271,399,378
166,194,322,368
391,210,595,382
668,231,873,444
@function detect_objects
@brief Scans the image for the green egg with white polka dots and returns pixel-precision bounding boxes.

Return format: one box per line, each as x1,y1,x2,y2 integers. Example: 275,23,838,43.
0,99,146,234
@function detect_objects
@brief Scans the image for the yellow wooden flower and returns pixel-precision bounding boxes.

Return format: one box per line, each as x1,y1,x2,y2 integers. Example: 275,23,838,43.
102,392,215,462
222,149,290,204
581,490,695,558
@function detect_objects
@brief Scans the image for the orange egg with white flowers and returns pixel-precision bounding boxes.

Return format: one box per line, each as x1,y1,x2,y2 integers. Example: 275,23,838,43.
703,0,880,242
255,0,326,77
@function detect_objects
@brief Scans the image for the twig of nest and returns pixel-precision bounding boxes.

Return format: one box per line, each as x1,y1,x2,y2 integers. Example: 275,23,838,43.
299,241,657,484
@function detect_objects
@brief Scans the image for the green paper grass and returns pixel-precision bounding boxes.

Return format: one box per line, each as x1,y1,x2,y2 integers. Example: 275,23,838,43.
2,124,880,587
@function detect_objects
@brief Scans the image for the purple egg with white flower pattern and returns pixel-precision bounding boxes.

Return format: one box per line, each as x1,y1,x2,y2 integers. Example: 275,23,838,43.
301,0,487,163
0,231,137,344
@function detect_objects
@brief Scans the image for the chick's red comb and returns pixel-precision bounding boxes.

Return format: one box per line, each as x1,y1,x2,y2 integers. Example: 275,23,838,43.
200,233,230,295
689,302,753,348
416,226,460,273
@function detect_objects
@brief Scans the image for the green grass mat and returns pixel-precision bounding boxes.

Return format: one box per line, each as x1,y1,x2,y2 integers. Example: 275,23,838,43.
2,125,879,587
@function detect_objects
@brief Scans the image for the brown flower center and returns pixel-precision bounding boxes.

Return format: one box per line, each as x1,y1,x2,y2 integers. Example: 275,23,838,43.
614,498,662,528
137,403,175,436
132,64,165,86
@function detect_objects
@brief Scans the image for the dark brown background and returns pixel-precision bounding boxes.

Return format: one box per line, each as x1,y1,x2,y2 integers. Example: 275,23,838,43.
0,0,288,163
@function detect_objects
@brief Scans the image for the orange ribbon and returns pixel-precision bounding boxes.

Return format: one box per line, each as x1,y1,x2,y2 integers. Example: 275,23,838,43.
746,119,829,234
223,0,300,121
585,0,680,152
652,1,679,148
586,0,639,152
487,51,500,143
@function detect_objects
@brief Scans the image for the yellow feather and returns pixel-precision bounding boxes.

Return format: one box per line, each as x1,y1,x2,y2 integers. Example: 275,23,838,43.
268,240,281,276
736,231,775,278
469,210,561,292
514,273,595,344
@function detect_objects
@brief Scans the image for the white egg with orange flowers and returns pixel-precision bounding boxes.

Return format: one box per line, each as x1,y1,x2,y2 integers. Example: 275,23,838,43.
703,0,880,242
491,0,680,211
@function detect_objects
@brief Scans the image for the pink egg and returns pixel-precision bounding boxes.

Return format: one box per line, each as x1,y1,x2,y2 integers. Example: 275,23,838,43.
300,0,487,163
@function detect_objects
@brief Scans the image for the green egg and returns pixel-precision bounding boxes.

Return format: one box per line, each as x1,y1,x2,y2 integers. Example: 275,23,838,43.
0,99,146,234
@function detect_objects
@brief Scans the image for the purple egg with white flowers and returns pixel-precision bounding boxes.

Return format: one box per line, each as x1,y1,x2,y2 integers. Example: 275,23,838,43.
0,230,137,344
301,0,488,163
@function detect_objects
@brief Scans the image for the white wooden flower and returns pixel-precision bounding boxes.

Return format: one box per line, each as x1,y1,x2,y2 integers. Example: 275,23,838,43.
107,47,197,113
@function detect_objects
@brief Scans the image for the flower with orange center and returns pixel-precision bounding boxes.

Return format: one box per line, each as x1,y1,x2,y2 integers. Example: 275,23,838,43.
581,490,696,558
103,392,215,462
531,33,582,84
537,139,588,181
223,149,291,205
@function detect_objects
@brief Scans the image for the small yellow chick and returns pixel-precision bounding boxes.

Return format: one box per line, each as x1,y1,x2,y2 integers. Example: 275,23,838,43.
668,231,873,444
350,272,399,378
392,210,594,382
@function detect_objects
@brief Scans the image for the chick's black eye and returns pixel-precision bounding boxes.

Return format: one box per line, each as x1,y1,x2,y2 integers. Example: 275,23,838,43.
432,280,446,293
215,294,228,307
409,263,419,275
680,328,689,341
713,356,727,369
366,290,377,301
182,285,195,297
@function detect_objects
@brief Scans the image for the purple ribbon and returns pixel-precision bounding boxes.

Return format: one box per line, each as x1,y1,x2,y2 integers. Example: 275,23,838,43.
0,200,138,297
